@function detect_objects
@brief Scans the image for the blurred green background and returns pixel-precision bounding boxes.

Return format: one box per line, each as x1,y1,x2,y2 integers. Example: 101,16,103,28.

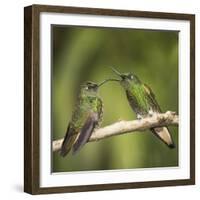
52,26,178,172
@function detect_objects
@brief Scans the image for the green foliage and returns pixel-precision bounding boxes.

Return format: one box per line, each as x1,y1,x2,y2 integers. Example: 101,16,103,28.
53,26,178,172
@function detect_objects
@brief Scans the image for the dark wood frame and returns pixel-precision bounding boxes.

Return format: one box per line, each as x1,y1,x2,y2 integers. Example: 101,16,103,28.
24,4,195,194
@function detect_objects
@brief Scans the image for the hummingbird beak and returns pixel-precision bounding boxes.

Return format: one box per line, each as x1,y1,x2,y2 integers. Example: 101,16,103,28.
110,67,122,76
110,67,125,79
98,78,120,87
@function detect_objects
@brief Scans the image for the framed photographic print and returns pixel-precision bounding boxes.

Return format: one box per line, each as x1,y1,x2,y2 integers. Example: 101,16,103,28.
24,4,195,194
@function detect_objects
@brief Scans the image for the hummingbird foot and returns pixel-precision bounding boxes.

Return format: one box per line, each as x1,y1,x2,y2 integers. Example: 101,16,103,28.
148,109,154,117
137,114,143,120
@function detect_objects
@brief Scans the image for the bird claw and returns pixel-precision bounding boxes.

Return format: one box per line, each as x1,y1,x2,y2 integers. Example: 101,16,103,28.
148,109,154,117
137,114,143,120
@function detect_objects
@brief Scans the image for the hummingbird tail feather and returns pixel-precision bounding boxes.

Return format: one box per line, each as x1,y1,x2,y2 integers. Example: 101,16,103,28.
60,144,71,157
60,134,78,157
60,125,77,157
151,127,175,148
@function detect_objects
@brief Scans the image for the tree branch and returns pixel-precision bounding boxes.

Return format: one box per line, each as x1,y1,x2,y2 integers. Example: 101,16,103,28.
53,111,178,152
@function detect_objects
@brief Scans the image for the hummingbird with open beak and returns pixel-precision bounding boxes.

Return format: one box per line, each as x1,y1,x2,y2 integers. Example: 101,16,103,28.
111,67,175,148
60,79,114,157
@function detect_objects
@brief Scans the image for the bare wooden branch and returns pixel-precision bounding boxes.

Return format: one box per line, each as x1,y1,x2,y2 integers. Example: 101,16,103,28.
53,111,178,152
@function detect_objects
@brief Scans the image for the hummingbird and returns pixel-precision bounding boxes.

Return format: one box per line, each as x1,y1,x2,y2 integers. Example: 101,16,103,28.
60,79,112,157
111,67,175,148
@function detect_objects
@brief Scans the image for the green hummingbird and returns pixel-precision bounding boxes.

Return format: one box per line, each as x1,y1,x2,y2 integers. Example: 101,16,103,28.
60,80,112,157
111,67,175,148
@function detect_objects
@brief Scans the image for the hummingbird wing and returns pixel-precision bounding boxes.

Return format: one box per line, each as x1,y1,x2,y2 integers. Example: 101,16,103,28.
143,84,175,148
143,84,161,112
72,112,98,154
60,123,78,157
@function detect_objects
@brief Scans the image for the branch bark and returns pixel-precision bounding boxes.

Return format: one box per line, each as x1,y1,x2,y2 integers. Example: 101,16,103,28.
53,111,178,152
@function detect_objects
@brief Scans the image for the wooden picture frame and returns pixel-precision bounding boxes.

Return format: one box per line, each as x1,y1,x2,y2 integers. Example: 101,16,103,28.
24,4,195,194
